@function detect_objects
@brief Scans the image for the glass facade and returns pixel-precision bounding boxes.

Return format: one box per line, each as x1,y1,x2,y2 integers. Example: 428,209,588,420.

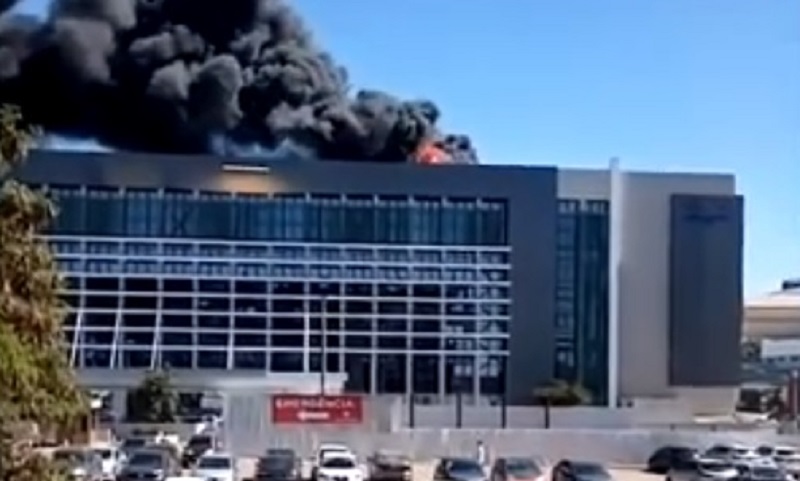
555,199,610,404
48,186,507,246
46,186,511,398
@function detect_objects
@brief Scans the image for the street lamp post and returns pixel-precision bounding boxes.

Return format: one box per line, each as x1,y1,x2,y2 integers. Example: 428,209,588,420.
319,295,328,395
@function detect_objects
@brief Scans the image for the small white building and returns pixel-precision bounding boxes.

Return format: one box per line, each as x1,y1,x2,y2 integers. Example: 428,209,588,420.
761,338,800,369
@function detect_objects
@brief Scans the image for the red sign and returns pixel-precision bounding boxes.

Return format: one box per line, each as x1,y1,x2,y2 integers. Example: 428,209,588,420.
271,394,364,425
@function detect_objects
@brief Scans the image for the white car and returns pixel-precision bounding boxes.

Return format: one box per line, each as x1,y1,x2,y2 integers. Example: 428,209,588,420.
312,444,356,481
93,446,123,479
193,453,236,481
317,453,364,481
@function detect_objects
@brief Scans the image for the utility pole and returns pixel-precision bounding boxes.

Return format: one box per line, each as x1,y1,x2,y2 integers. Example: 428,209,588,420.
319,295,328,395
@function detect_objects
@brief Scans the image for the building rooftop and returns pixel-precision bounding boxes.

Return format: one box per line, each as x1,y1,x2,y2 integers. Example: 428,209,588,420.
747,288,800,310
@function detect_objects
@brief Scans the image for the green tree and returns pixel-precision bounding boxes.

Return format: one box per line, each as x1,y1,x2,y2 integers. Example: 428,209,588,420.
0,105,88,481
126,369,179,423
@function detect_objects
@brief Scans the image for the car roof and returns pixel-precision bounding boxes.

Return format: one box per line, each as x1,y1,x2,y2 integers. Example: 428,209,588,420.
324,451,356,459
200,452,232,458
319,444,350,450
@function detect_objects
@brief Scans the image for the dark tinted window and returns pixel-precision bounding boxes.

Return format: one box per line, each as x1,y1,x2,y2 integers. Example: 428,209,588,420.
571,463,610,478
188,436,212,448
197,457,232,470
54,450,89,465
753,467,782,478
266,449,295,458
261,456,295,471
321,457,356,469
128,452,164,467
122,438,147,450
448,459,484,476
699,461,732,473
756,447,774,456
506,458,541,477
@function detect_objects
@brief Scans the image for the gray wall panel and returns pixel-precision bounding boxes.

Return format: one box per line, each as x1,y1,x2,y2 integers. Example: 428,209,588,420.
669,194,743,386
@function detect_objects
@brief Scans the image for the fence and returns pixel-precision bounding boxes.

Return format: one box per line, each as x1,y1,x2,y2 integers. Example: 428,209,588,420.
221,392,798,464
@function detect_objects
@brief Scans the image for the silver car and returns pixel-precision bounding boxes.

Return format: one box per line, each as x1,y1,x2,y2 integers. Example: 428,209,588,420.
667,458,739,481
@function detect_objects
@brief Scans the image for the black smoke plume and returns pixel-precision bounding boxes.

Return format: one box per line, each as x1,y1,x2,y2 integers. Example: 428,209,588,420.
0,0,478,163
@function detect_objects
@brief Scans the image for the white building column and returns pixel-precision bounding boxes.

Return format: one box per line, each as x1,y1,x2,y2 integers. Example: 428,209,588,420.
607,157,623,407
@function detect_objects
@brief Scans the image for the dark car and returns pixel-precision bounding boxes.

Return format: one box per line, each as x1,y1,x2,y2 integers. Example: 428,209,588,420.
368,450,412,481
181,434,215,468
491,457,547,481
434,458,486,481
256,449,300,481
648,447,699,474
552,461,613,481
117,449,178,481
53,448,105,481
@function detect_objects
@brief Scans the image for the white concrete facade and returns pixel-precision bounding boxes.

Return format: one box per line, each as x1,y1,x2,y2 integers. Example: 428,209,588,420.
558,164,738,413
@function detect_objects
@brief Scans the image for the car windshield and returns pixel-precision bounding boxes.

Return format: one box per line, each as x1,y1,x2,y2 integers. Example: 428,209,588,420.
376,452,409,464
753,467,782,478
757,447,774,456
198,457,232,470
122,438,146,450
127,452,164,468
189,436,212,448
321,449,349,459
261,456,294,470
707,447,733,456
448,459,484,476
572,463,610,478
94,449,113,459
777,449,797,457
54,450,88,466
267,449,295,457
506,458,541,477
321,457,356,469
700,461,733,472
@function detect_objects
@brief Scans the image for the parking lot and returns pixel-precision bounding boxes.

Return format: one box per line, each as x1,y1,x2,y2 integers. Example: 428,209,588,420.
235,457,660,481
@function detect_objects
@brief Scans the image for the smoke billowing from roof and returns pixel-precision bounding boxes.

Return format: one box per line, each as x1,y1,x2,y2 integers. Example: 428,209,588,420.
0,0,478,163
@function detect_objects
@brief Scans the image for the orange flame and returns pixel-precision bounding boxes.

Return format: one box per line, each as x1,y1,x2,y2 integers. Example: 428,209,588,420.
414,143,451,165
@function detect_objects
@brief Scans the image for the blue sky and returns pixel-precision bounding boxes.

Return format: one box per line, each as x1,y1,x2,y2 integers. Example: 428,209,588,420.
15,0,800,296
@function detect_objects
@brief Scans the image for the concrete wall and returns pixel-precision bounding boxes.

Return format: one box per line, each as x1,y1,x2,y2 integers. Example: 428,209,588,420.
221,393,794,465
256,429,795,465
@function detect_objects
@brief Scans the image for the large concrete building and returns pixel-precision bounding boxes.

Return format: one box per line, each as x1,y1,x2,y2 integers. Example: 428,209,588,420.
17,151,743,413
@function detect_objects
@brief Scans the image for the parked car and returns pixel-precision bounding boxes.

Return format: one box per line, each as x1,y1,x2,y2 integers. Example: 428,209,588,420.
433,458,486,481
666,457,738,481
705,445,758,463
92,445,124,479
119,437,148,456
734,459,789,481
53,448,105,481
312,443,356,481
367,450,413,481
117,448,180,481
317,452,364,481
193,453,237,481
256,449,300,481
647,447,698,474
551,460,612,481
490,457,548,481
